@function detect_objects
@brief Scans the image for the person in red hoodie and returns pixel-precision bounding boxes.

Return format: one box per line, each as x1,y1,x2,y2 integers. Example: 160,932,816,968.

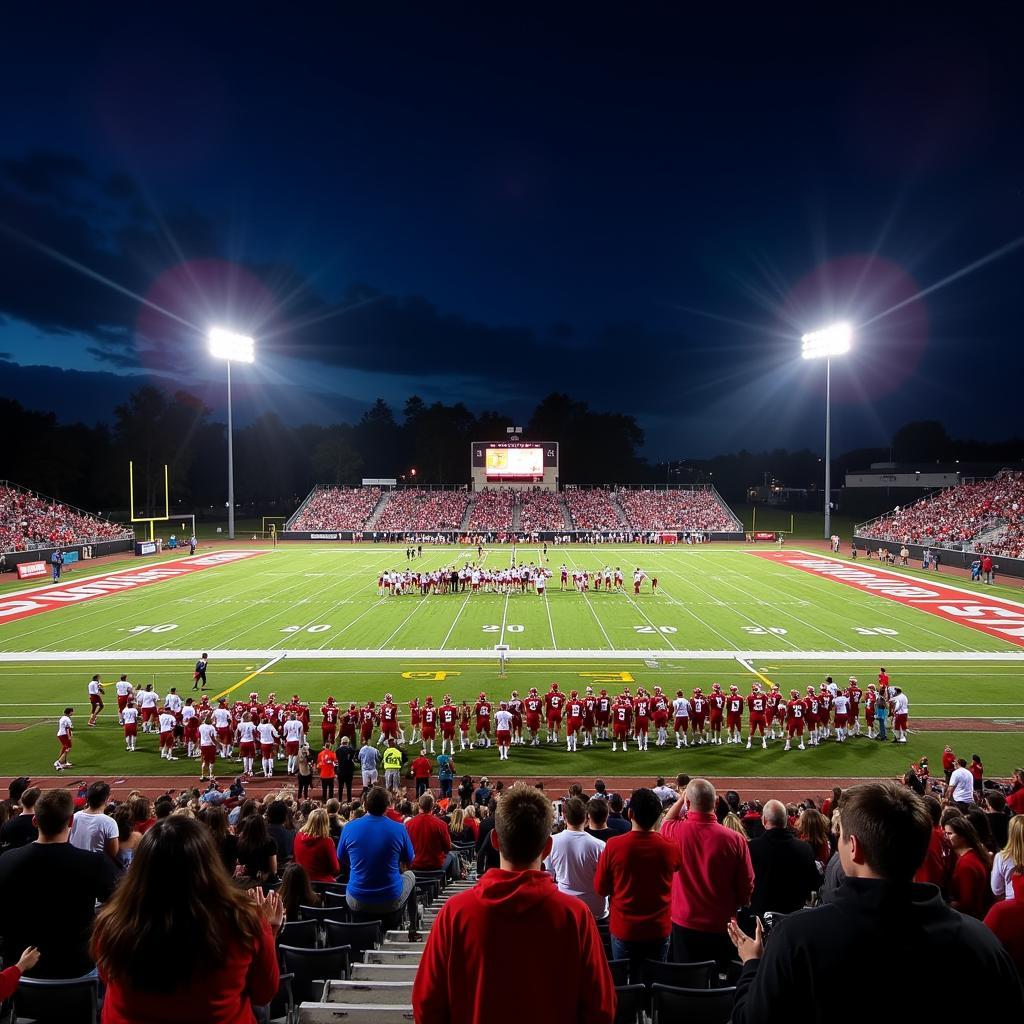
661,777,754,967
0,947,39,1002
293,808,341,883
92,816,283,1024
413,783,615,1024
984,873,1024,974
594,787,681,981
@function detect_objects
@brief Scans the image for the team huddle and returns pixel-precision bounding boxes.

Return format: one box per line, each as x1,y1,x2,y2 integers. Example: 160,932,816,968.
375,563,657,596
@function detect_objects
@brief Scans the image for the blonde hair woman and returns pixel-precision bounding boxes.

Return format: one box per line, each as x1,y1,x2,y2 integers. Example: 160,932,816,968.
293,807,340,883
722,812,747,839
992,814,1024,901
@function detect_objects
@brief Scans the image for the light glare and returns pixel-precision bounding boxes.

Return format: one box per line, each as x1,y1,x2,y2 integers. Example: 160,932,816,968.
801,321,852,359
208,327,255,363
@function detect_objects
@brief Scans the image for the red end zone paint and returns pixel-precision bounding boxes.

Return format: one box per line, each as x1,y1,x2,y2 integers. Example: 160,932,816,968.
751,551,1024,647
0,551,263,625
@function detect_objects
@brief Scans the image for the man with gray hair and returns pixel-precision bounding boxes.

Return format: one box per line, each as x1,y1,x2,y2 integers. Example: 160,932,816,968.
661,778,754,966
747,800,821,919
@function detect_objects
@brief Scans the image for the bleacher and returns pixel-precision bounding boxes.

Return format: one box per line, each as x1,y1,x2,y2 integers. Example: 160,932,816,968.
372,490,469,533
288,488,382,532
616,487,741,533
858,471,1024,558
465,489,515,532
0,480,132,554
565,488,623,531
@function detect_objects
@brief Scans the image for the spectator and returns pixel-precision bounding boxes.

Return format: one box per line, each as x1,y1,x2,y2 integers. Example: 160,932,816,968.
279,862,319,921
437,750,455,800
236,815,278,883
112,807,142,871
289,486,381,531
594,787,681,980
947,758,976,810
0,785,39,850
1009,769,1024,816
993,816,1024,903
296,741,313,799
458,775,474,808
0,946,40,1003
474,777,492,807
69,781,119,861
317,742,338,801
413,784,615,1024
339,786,419,939
914,795,952,892
728,782,1024,1021
335,736,356,802
448,807,474,844
382,740,404,792
662,778,755,966
797,808,831,865
407,792,458,880
92,816,283,1024
985,791,1011,850
585,798,614,842
411,749,433,797
605,792,630,835
985,875,1024,975
544,797,608,921
476,799,500,876
0,788,117,978
971,754,986,792
199,805,238,875
652,777,676,802
293,808,341,883
946,816,994,919
748,800,821,918
265,800,295,866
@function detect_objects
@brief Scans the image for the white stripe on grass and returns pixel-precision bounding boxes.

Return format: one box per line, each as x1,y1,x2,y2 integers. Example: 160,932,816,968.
561,551,615,650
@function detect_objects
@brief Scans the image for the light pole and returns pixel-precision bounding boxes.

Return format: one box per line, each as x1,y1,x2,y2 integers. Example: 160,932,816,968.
208,328,255,539
801,322,852,540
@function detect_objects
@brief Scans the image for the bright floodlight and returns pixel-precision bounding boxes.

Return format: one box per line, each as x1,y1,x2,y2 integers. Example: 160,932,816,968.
801,321,852,360
208,327,255,363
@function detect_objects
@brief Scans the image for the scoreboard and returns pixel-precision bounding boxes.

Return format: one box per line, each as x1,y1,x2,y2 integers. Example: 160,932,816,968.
471,441,559,488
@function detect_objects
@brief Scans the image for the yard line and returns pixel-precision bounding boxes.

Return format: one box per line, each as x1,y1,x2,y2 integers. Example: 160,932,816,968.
543,591,558,650
379,597,430,650
562,551,616,650
212,653,286,702
621,590,677,651
655,581,741,651
441,591,473,650
498,590,511,647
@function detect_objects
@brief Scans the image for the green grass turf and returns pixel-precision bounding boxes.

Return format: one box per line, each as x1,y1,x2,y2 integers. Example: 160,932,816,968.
1,544,1020,779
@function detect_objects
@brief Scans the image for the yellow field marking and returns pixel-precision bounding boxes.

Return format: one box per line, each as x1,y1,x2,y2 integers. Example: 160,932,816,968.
578,671,635,683
736,656,774,688
213,655,285,701
401,671,460,680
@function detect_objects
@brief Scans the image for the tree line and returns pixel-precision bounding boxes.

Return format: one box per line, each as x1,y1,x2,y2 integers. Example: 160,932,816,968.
1,391,1020,519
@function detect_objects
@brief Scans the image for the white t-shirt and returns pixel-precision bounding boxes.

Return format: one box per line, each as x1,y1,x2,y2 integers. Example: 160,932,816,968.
158,712,176,734
544,828,608,920
495,709,513,732
70,810,118,854
115,680,132,696
165,693,183,713
57,715,73,737
673,697,690,717
212,708,231,729
948,766,975,804
139,691,158,709
238,721,257,744
283,719,304,743
832,694,849,714
199,723,217,748
181,705,196,724
992,851,1018,901
257,723,279,745
122,707,138,726
892,693,909,715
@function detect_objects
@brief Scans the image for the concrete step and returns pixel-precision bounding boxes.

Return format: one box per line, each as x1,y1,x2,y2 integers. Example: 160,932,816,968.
365,948,423,965
380,940,425,951
324,980,414,1005
299,1003,413,1023
386,928,429,942
350,964,419,983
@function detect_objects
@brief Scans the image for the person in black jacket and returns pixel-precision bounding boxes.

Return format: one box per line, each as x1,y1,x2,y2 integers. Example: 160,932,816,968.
747,801,820,918
335,736,356,802
728,782,1024,1022
475,798,500,876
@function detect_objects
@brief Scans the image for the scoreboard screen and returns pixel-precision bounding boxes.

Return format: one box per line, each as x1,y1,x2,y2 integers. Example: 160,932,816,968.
472,441,558,481
485,446,544,479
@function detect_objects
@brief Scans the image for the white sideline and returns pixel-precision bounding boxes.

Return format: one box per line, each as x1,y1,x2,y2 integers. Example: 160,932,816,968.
1,648,1022,663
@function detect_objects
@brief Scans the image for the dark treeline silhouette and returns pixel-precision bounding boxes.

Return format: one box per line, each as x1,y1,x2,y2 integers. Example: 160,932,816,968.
3,393,1021,518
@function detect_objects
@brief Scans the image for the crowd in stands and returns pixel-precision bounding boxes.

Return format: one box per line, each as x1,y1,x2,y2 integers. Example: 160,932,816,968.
566,488,623,530
861,472,1024,558
465,488,515,532
0,760,1021,1021
518,489,566,532
288,487,381,531
0,484,131,553
373,489,469,532
617,488,739,533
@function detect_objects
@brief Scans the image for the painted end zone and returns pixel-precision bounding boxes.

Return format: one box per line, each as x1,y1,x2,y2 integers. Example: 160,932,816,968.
0,550,264,625
752,550,1024,647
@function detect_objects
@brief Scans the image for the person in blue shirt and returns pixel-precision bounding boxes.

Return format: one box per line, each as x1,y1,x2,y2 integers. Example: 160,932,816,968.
50,549,64,582
338,786,419,939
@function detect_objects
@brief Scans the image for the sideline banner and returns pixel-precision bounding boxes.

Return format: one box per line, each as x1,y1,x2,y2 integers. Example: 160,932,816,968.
16,561,47,580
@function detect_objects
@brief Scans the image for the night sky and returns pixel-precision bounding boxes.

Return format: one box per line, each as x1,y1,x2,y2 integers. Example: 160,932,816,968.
1,7,1022,459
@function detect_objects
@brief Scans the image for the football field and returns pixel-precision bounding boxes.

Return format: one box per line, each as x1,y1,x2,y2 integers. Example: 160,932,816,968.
1,544,1022,780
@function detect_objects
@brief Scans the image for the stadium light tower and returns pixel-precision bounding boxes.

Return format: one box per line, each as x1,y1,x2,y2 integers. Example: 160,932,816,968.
801,322,852,540
208,328,255,540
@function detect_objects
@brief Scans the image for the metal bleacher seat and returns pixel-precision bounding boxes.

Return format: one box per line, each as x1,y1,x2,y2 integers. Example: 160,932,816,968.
279,919,320,950
279,944,352,1003
9,975,99,1024
323,919,382,960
